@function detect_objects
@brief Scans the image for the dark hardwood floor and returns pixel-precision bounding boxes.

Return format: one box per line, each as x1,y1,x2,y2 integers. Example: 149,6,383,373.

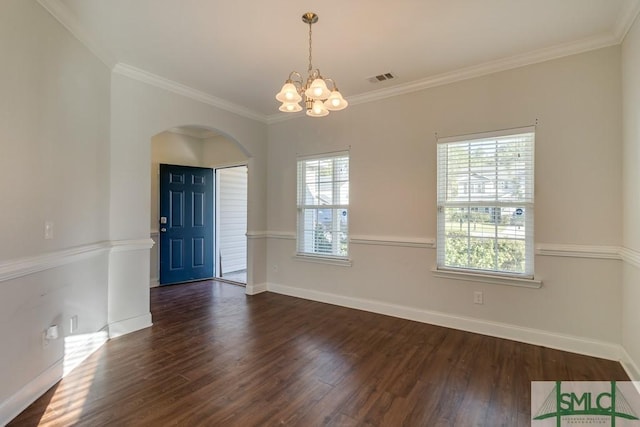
10,280,629,426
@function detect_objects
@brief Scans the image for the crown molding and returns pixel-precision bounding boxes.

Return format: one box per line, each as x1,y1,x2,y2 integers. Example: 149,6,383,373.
614,0,640,42
37,0,267,122
112,63,268,123
348,33,620,109
37,0,116,68
266,31,622,124
266,111,305,125
39,0,638,125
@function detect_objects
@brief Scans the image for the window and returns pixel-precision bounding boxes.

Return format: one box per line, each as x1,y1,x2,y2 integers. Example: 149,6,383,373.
437,127,534,278
297,152,349,258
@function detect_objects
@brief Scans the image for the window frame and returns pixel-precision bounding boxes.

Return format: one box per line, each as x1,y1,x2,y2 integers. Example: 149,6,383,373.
436,127,535,279
296,151,350,261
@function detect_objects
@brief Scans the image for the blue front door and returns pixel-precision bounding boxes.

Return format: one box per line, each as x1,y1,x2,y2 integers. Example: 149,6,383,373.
159,164,214,285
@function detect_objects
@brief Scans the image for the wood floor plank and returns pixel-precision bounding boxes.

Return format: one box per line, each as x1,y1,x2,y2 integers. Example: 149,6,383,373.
9,280,630,426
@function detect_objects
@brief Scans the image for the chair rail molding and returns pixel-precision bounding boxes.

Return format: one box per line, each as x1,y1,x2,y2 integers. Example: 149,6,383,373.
246,231,270,239
350,235,436,249
620,246,640,269
263,231,296,240
535,243,621,260
264,233,627,261
0,239,155,283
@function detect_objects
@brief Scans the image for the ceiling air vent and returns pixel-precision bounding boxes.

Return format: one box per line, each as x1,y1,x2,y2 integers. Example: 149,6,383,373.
367,72,396,84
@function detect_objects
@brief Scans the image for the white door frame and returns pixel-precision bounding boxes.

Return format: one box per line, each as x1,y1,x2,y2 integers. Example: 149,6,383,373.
214,162,248,281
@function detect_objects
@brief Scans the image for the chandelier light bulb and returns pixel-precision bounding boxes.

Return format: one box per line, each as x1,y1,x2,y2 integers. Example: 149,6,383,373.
307,99,329,117
305,78,331,100
276,82,301,103
324,89,348,111
279,101,302,112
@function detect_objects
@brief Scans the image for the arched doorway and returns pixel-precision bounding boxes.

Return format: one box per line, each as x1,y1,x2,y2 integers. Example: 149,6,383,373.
149,126,249,286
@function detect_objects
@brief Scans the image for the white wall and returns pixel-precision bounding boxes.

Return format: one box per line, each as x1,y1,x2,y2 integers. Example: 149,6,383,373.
109,70,268,326
0,0,111,421
202,135,249,168
267,46,624,359
149,131,247,285
622,14,640,380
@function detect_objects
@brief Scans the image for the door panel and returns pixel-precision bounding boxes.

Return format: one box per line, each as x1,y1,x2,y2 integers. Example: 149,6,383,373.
160,164,214,285
170,191,184,227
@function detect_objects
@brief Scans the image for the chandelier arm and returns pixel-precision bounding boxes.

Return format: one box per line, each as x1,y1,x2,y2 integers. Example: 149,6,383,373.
306,69,321,87
288,71,304,86
324,78,338,91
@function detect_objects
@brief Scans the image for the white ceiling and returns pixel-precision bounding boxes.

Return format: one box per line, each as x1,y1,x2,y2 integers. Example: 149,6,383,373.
43,0,640,122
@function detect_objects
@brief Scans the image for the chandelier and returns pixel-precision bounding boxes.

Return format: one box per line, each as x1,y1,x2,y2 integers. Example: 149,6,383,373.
276,12,348,117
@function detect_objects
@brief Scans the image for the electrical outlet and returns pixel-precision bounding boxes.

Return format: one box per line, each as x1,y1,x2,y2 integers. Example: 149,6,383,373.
473,291,484,305
46,325,59,340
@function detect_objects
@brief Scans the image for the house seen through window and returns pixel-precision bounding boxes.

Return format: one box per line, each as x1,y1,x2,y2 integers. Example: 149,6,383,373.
297,152,349,258
436,128,535,277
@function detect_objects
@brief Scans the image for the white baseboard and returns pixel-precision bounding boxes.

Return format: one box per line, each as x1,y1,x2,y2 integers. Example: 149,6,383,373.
245,282,267,295
150,278,159,288
621,348,640,381
0,329,109,426
266,283,623,362
108,313,152,339
0,359,63,426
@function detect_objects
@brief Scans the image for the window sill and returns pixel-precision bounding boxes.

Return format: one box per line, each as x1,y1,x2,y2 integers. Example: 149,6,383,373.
431,268,542,288
293,254,352,267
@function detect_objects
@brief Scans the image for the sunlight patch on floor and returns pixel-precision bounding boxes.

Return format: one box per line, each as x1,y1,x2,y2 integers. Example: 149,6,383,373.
63,331,108,376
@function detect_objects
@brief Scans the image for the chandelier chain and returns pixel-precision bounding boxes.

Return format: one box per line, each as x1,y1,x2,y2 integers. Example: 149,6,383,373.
308,21,313,73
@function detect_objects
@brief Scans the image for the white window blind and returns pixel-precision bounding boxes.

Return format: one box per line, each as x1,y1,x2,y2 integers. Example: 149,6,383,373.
436,127,535,277
297,152,349,258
